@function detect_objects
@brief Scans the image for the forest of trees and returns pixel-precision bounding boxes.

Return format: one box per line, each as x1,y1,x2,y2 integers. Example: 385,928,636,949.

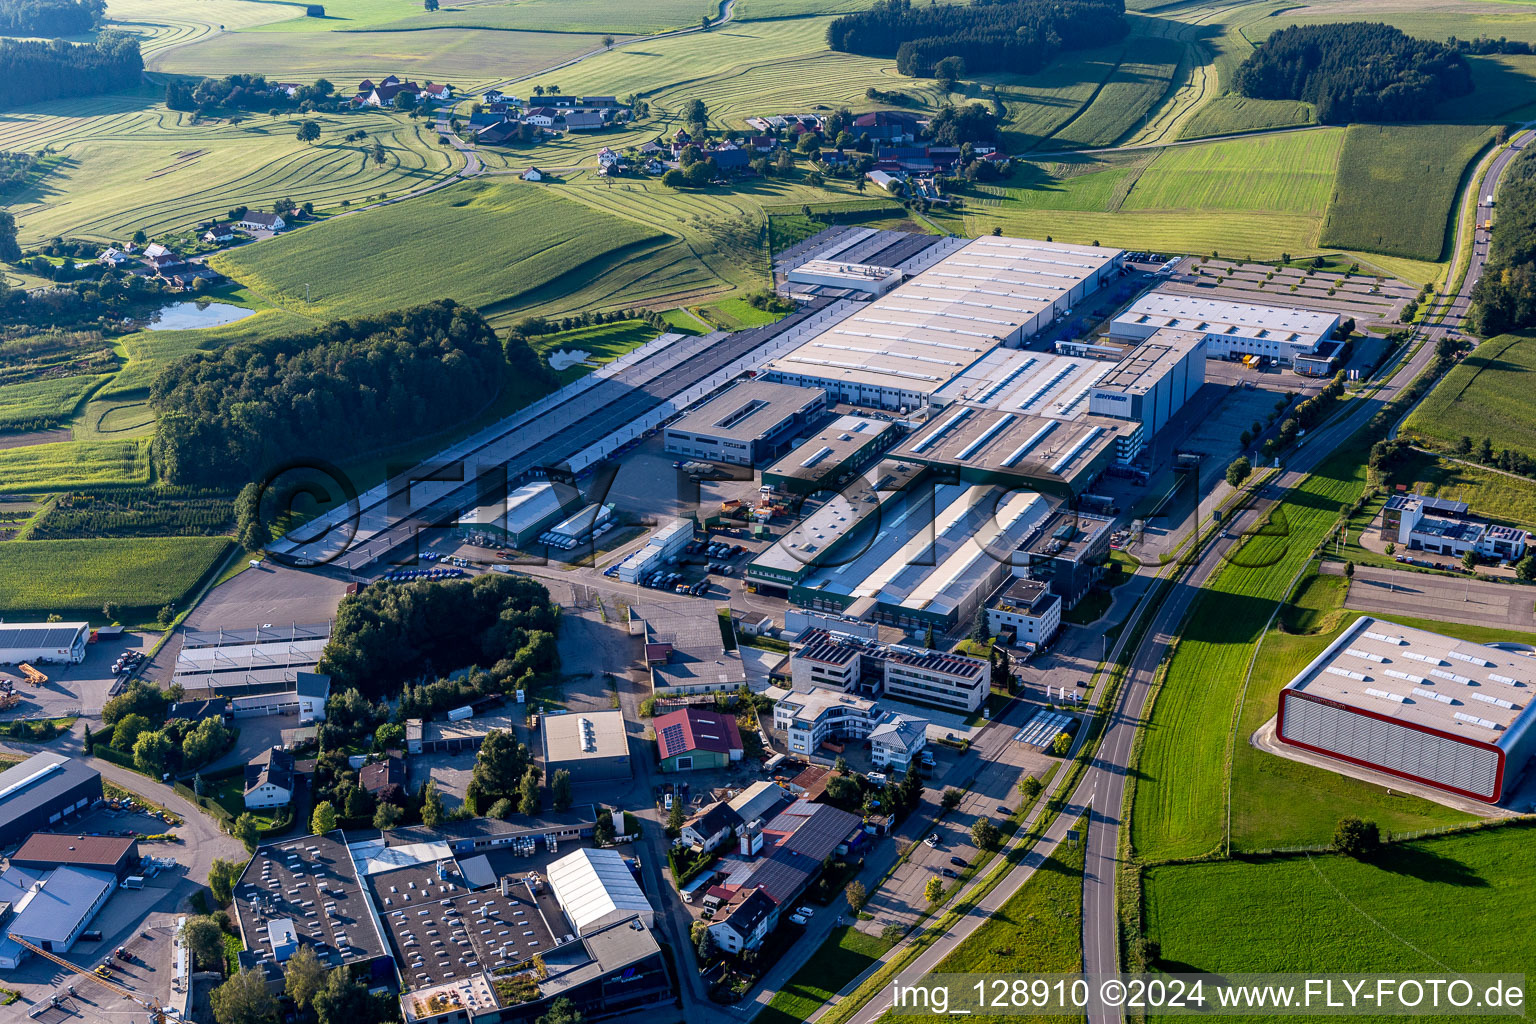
0,0,105,37
1470,147,1536,335
149,301,537,486
164,74,345,114
826,0,1125,78
1234,23,1472,124
317,572,560,699
0,32,142,109
0,151,40,196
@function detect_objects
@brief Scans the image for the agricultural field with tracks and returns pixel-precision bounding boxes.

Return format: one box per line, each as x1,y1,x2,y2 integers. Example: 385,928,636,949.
1320,124,1497,262
210,178,667,318
0,101,458,245
1403,332,1536,460
0,536,234,623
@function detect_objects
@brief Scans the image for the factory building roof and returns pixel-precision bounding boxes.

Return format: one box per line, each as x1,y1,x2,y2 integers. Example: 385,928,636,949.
0,753,97,829
233,831,388,972
665,380,826,443
763,236,1122,395
542,709,628,764
0,864,114,946
891,407,1128,488
460,479,577,535
1111,293,1338,346
0,622,87,653
12,833,135,871
750,461,925,581
545,848,653,935
1089,329,1206,396
1285,616,1536,745
786,260,903,287
762,415,897,486
794,482,1054,618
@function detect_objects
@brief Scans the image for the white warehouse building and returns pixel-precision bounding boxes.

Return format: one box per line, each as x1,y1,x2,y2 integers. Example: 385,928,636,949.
764,236,1125,410
1109,293,1340,366
1277,615,1536,805
0,623,89,666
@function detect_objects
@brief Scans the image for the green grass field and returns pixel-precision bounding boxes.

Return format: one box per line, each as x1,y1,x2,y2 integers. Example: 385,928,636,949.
963,129,1342,257
1121,128,1342,214
1047,36,1182,149
1175,96,1313,139
0,102,458,245
692,297,783,330
531,319,660,383
149,21,604,90
1403,332,1536,460
0,439,151,493
211,178,667,318
0,374,106,431
0,536,233,623
104,0,301,55
1146,824,1536,984
756,926,895,1024
359,0,714,36
1132,437,1388,862
99,310,314,400
1320,124,1496,261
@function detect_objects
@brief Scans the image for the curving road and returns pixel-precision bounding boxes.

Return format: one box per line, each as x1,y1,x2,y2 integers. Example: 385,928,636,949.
1076,124,1535,1023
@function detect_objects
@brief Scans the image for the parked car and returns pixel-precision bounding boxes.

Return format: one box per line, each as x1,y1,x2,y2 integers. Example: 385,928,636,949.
950,856,968,868
941,868,958,879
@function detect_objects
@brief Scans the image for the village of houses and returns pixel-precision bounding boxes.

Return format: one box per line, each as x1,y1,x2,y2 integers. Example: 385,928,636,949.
92,75,1001,292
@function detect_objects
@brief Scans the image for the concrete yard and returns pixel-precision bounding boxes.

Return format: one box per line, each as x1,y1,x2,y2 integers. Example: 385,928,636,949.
0,631,153,719
1333,563,1536,631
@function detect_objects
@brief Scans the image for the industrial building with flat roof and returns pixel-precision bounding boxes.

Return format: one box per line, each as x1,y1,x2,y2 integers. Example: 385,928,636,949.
892,329,1205,492
0,753,101,847
761,414,899,496
986,577,1063,650
1017,509,1116,608
459,479,581,547
233,831,390,980
541,709,631,784
0,622,88,665
1277,615,1536,804
1109,292,1340,366
775,480,1054,632
663,379,828,466
790,629,989,713
0,863,117,966
785,260,903,299
763,236,1125,410
631,602,747,695
407,710,517,755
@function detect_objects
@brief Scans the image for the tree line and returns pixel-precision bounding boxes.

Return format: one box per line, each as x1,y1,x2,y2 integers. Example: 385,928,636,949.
317,572,560,700
0,0,105,37
1234,23,1472,124
0,32,142,109
149,301,542,486
164,74,346,115
0,150,40,196
826,0,1126,79
1470,147,1536,335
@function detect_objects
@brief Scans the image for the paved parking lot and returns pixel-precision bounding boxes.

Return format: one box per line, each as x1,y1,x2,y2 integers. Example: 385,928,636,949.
0,632,152,719
1338,563,1536,631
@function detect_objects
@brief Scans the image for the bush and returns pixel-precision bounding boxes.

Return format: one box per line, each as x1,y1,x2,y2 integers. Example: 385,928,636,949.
1331,816,1380,858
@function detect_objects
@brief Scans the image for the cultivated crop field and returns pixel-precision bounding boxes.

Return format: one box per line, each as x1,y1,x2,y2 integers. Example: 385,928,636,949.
1320,124,1496,261
1146,824,1536,979
212,178,666,318
0,375,106,431
1403,332,1536,460
1046,36,1182,149
104,0,298,56
149,22,605,90
964,131,1342,257
360,0,716,36
1121,129,1342,214
0,102,457,245
0,439,150,493
0,536,233,623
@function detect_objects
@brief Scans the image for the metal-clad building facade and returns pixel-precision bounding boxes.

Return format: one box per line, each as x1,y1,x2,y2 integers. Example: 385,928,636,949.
1277,616,1536,804
0,753,102,846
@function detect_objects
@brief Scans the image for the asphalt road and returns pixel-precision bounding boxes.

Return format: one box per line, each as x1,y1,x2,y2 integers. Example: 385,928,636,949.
1074,126,1535,1022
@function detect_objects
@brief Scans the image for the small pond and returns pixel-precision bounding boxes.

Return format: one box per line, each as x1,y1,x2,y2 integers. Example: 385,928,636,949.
144,301,256,331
